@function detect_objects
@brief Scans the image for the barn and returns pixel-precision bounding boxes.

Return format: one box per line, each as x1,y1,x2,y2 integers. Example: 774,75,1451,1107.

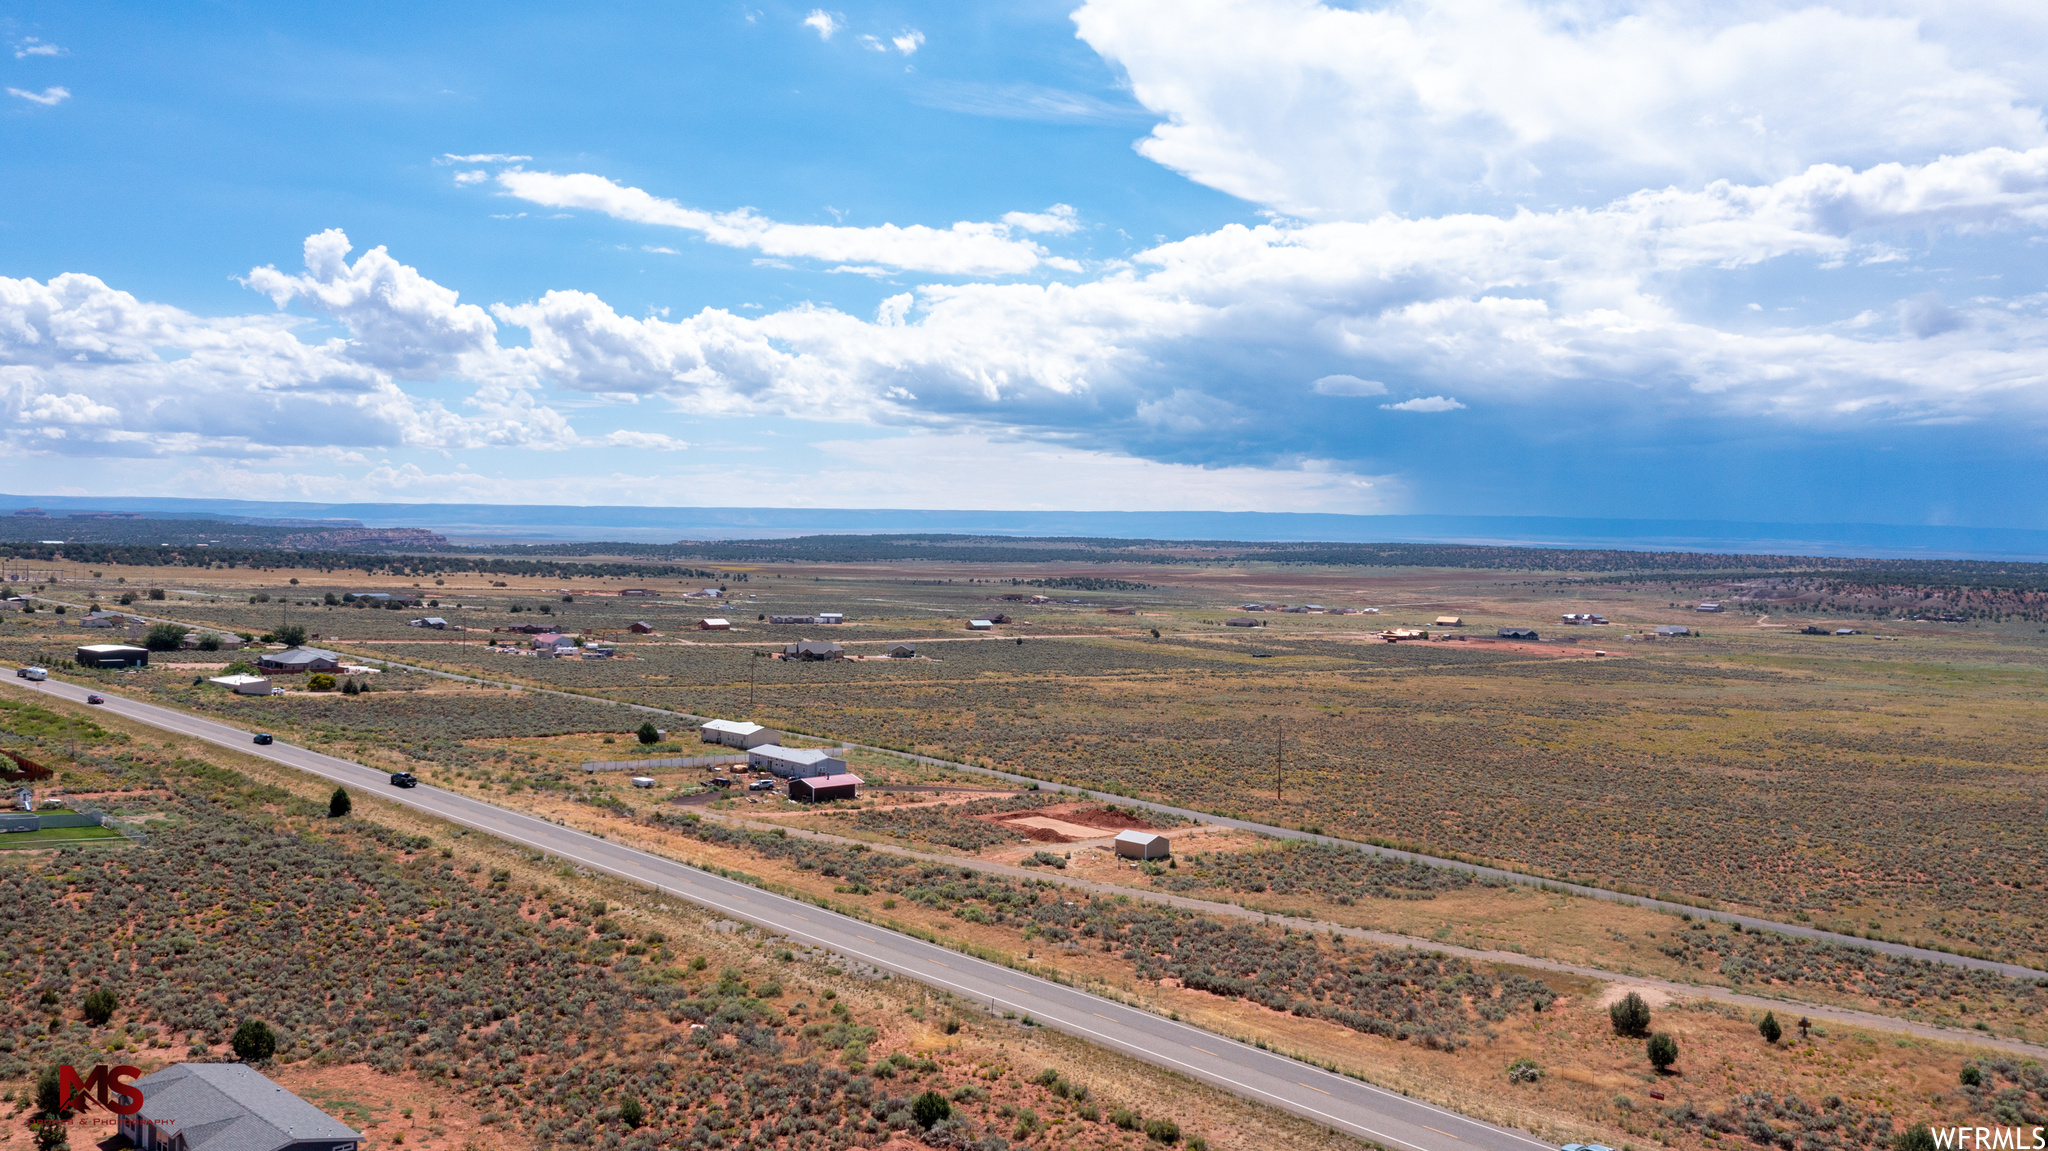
1113,830,1171,860
76,643,149,668
1496,627,1539,640
790,773,862,803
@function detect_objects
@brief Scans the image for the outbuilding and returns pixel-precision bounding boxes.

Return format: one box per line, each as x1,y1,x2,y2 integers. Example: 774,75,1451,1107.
1653,625,1692,637
967,619,994,630
1435,616,1463,627
770,615,815,625
408,617,448,629
1695,602,1724,612
118,1062,360,1151
749,746,847,778
208,673,274,695
629,621,657,634
76,643,149,668
258,647,342,673
1113,830,1171,860
700,719,782,749
699,618,731,630
1496,627,1539,640
887,643,916,658
790,772,862,803
817,612,844,624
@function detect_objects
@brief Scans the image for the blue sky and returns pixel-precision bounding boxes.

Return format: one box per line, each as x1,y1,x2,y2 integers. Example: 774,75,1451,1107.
4,1,2047,526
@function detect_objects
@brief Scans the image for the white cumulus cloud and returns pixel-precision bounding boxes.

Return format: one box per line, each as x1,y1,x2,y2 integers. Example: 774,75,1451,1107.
14,38,63,58
892,29,926,55
1380,395,1466,412
1074,0,2048,218
8,86,69,106
803,10,842,40
493,169,1083,276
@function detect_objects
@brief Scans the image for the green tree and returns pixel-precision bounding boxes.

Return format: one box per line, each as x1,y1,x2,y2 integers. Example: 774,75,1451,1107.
142,623,190,652
1759,1011,1783,1044
273,623,308,647
1647,1031,1679,1071
231,1019,277,1062
35,1065,66,1115
32,1119,68,1151
636,721,660,745
195,633,222,652
619,1096,645,1128
82,987,118,1026
306,673,337,692
1610,991,1652,1038
1895,1127,1937,1151
1960,1064,1983,1087
328,788,352,819
911,1090,951,1129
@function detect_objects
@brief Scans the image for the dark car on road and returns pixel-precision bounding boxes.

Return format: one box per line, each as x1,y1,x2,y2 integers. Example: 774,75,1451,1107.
389,772,418,788
85,694,104,705
253,733,274,745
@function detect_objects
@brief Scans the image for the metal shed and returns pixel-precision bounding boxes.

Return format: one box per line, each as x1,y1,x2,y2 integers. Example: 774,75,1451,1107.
1113,830,1171,860
700,719,782,748
749,746,847,778
1496,627,1539,640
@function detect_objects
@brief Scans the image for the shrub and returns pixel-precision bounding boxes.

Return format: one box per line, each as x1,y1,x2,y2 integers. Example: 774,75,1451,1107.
912,1090,952,1129
82,988,118,1026
1960,1064,1983,1087
147,588,165,600
1144,1117,1182,1143
1896,1127,1937,1151
1647,1031,1679,1071
328,788,352,819
307,673,337,692
231,1019,277,1062
1759,1011,1783,1044
1111,1108,1142,1131
1610,991,1652,1037
143,623,191,652
636,721,660,745
1507,1058,1543,1083
619,1096,644,1128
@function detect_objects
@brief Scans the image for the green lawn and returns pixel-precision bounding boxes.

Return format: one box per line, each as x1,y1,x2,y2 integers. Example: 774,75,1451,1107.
0,825,128,850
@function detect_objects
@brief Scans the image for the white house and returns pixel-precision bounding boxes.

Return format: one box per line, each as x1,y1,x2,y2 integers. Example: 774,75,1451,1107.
700,719,782,749
208,674,274,695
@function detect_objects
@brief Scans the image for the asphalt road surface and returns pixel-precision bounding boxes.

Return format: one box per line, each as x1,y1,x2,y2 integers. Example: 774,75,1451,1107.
6,669,1558,1151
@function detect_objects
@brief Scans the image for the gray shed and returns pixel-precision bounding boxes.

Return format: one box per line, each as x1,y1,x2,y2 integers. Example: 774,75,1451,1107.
749,746,848,778
1113,830,1171,860
1496,627,1539,640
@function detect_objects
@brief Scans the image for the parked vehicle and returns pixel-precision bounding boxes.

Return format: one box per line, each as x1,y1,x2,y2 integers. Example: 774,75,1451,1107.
85,694,104,705
20,667,47,681
389,772,418,788
709,776,734,788
748,778,776,791
252,733,273,745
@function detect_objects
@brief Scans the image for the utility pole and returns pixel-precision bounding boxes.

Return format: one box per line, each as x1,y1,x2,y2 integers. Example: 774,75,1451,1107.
1275,715,1283,802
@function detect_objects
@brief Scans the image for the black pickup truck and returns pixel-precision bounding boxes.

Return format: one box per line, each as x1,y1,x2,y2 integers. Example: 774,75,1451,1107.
389,772,418,788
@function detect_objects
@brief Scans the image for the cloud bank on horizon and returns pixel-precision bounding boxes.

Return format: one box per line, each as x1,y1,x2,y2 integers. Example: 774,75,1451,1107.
3,0,2046,521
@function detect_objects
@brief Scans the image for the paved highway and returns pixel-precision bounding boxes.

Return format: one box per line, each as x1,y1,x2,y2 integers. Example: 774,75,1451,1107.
5,669,1558,1151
